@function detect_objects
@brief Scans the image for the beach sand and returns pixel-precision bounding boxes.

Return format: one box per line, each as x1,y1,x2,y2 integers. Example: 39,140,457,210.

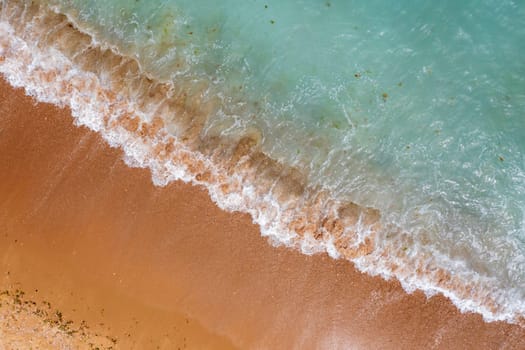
1,77,524,349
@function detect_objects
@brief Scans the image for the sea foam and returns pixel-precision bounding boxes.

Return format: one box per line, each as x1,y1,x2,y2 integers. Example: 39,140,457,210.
1,0,525,325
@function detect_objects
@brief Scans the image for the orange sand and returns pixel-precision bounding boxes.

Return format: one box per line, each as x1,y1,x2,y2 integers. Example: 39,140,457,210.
1,78,524,349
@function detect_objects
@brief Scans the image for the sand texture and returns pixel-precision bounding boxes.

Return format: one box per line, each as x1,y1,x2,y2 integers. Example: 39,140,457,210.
1,78,525,349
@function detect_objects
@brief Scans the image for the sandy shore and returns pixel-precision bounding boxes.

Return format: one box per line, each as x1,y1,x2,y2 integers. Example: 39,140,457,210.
1,77,524,349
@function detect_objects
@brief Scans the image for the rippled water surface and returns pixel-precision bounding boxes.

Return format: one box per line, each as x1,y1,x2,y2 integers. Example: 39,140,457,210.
2,0,525,323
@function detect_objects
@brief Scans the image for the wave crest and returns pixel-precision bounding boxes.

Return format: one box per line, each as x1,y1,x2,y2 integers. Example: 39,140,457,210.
1,0,524,326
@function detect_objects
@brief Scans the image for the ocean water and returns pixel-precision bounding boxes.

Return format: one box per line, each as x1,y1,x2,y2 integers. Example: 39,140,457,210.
1,0,525,324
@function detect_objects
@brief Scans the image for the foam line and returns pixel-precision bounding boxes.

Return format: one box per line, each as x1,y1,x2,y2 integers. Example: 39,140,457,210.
1,1,523,326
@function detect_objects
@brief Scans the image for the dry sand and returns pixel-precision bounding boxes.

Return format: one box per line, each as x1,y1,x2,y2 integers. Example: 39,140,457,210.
1,77,524,349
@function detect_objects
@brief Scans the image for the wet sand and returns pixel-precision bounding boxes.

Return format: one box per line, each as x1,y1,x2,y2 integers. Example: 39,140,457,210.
1,77,524,349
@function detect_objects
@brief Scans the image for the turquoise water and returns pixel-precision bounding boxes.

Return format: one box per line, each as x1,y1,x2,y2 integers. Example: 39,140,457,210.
3,0,525,322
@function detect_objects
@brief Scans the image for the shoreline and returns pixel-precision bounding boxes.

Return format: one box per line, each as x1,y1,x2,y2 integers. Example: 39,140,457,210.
0,78,236,349
1,79,525,348
1,2,520,323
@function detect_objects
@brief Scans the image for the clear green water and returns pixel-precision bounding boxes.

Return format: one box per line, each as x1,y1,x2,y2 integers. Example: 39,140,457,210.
7,0,525,322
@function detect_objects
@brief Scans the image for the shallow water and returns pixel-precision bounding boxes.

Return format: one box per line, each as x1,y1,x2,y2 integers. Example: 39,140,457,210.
1,0,525,324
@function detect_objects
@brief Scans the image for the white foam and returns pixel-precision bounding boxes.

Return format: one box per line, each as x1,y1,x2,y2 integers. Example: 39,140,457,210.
1,3,524,327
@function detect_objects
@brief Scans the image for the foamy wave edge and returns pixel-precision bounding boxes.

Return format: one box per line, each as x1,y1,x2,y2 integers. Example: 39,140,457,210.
1,1,523,326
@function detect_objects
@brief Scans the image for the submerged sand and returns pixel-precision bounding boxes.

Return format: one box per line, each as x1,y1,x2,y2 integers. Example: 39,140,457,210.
1,78,524,349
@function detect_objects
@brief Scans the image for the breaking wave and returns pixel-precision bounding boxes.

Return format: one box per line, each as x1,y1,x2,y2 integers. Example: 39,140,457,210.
1,0,525,325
